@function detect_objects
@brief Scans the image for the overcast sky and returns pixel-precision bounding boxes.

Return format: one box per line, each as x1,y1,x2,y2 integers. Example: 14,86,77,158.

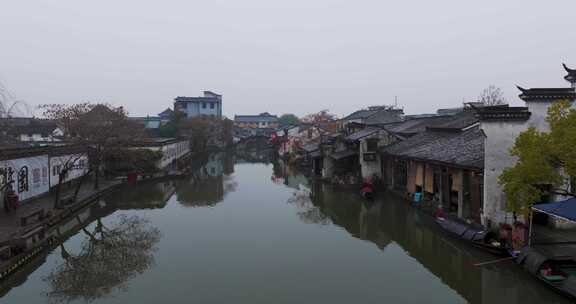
1,0,575,118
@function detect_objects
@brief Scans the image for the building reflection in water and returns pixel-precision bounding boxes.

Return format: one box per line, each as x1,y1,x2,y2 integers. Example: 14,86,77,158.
277,160,569,304
176,151,237,208
0,151,237,302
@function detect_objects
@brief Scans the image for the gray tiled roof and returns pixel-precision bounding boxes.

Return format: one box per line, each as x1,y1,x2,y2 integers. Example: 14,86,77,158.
174,96,220,103
345,127,379,141
343,109,379,120
385,116,453,135
429,111,478,130
385,111,478,135
383,126,485,169
235,114,278,123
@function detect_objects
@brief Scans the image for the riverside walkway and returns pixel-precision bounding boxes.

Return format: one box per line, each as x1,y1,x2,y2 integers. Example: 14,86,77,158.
0,179,121,243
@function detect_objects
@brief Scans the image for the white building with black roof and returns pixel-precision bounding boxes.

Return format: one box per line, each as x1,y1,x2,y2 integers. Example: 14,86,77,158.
479,66,576,228
174,91,222,118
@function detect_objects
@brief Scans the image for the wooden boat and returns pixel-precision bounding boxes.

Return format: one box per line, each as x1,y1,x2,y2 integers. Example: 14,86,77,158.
435,217,511,256
360,188,374,200
516,248,576,300
360,180,374,200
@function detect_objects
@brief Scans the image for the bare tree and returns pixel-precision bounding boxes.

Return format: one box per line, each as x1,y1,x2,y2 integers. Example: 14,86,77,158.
178,116,221,152
0,81,28,118
49,151,91,209
0,82,30,145
40,103,145,191
301,109,337,124
477,85,507,106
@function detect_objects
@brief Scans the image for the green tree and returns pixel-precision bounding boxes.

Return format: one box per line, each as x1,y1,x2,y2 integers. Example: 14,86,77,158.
158,111,185,137
499,100,576,216
278,113,300,126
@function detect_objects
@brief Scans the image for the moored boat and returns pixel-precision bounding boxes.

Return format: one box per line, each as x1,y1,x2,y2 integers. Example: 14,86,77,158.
360,178,375,200
516,248,576,300
435,216,511,256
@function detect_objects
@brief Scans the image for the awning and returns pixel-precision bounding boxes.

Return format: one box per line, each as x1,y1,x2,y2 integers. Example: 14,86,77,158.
532,198,576,223
301,143,319,153
309,151,322,158
329,149,357,160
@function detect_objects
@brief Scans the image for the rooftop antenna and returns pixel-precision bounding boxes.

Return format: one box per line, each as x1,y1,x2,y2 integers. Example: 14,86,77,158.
394,96,398,108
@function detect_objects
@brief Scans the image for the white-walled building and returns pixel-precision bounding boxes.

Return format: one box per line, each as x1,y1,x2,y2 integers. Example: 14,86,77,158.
479,84,576,228
174,91,222,118
48,149,90,188
132,138,190,170
0,146,90,202
0,152,49,201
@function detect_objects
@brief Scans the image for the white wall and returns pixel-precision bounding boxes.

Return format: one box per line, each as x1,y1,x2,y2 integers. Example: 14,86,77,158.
526,102,552,132
481,120,526,227
482,99,571,227
49,153,89,188
359,137,381,179
0,155,50,201
159,140,190,169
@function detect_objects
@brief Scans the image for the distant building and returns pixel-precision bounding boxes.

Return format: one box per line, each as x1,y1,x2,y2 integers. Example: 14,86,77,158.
158,108,174,122
129,116,162,129
131,138,190,169
0,118,61,143
234,112,279,129
174,91,222,118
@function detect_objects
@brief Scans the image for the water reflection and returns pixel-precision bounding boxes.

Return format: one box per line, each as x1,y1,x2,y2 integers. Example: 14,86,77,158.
176,152,237,207
0,151,236,301
283,172,571,304
1,151,573,304
110,180,176,210
44,215,161,304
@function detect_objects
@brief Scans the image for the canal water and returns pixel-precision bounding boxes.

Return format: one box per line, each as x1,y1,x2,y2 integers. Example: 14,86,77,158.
0,151,572,303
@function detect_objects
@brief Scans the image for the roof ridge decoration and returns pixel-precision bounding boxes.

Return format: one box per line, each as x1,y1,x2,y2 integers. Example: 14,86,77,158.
563,63,576,74
564,63,576,85
475,106,531,122
517,85,576,101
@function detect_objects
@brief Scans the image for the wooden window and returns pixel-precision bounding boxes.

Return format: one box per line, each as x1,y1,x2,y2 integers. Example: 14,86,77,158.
32,168,40,184
366,139,378,152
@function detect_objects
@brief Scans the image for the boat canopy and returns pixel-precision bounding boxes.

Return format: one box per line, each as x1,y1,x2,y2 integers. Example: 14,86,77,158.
516,248,550,274
437,218,486,242
533,198,576,223
516,247,576,298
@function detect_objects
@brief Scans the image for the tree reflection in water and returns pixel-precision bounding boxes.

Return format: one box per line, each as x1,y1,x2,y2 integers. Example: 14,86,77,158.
43,215,161,304
177,152,237,207
287,187,331,225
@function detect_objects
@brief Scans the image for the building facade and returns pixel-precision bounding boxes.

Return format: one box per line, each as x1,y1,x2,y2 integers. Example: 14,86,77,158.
0,146,90,202
174,91,222,118
234,112,279,129
132,138,190,170
479,86,576,228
